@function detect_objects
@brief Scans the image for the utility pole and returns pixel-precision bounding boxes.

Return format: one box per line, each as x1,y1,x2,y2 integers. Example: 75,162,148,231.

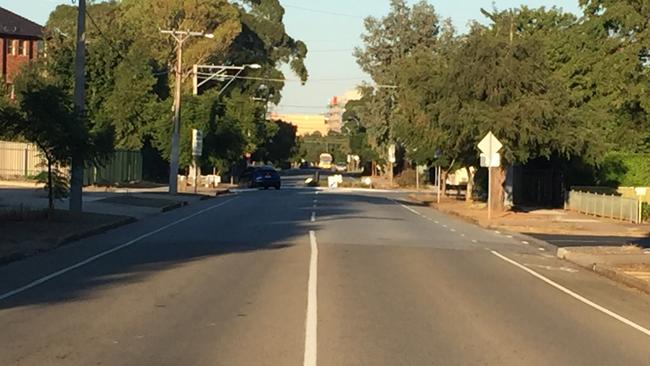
160,30,214,194
69,0,86,213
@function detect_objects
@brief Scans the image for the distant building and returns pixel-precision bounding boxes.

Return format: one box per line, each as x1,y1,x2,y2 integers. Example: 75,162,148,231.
326,89,362,133
269,113,328,136
0,7,43,86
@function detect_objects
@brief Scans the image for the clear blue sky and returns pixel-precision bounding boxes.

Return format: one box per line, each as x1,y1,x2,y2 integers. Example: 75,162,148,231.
2,0,582,114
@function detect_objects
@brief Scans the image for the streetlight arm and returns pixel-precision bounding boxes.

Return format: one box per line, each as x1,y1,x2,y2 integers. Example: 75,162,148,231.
218,67,246,96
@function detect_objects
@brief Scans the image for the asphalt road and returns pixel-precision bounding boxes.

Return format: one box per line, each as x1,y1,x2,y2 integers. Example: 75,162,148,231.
2,188,650,365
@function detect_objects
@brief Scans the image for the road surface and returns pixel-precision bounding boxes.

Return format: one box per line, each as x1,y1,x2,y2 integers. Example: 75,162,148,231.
1,188,650,365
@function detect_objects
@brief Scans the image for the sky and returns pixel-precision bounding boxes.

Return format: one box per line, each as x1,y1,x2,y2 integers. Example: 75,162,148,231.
2,0,582,115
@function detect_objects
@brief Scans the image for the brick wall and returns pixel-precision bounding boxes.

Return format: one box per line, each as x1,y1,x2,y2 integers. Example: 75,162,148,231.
2,37,39,84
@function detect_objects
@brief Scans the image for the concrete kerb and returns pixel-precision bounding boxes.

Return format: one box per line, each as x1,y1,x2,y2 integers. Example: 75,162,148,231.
56,216,137,246
557,247,650,295
592,264,650,296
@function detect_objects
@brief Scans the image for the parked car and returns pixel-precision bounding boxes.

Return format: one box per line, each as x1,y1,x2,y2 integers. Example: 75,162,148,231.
239,166,281,189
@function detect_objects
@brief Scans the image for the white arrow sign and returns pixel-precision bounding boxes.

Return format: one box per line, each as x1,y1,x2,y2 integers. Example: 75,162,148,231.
478,131,503,155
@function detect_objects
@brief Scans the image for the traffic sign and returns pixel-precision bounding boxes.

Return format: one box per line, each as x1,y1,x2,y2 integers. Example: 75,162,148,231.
478,131,503,155
477,131,503,221
480,153,501,168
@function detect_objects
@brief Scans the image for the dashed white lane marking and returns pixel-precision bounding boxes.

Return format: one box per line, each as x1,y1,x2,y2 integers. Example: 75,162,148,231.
524,263,579,273
460,234,466,237
434,221,439,224
506,235,514,239
311,212,316,223
304,231,319,366
491,250,650,337
472,240,478,243
450,228,457,232
522,241,530,245
0,197,239,301
494,231,501,234
538,248,546,252
442,224,448,228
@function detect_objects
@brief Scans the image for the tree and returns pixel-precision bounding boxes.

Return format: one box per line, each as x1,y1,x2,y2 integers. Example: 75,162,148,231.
4,65,113,211
44,0,309,176
342,99,379,167
355,0,441,175
254,120,298,167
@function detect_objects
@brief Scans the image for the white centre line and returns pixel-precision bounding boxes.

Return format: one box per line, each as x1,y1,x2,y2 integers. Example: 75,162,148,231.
311,212,316,222
0,197,239,301
304,231,319,366
492,250,650,337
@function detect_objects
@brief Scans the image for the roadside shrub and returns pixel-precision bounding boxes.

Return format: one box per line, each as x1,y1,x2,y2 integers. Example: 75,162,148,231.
395,169,426,188
597,153,650,187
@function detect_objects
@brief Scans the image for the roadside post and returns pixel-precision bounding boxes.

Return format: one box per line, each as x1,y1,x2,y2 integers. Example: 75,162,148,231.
478,131,503,220
388,144,396,187
192,129,204,194
416,163,420,191
434,150,442,204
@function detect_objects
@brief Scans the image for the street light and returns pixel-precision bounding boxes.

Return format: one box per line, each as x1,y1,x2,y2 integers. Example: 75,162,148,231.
160,29,215,194
192,63,263,96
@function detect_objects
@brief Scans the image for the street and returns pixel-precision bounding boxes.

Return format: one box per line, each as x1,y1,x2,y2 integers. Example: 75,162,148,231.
1,187,650,365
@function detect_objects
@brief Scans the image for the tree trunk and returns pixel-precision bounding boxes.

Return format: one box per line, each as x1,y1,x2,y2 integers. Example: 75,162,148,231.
490,166,507,212
441,170,448,196
47,159,54,213
465,167,475,202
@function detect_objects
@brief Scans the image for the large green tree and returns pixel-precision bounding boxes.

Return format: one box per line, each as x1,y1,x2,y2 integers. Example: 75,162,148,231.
43,0,308,176
354,0,440,169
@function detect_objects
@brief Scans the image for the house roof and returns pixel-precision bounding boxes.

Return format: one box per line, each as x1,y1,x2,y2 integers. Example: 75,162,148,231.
0,7,42,39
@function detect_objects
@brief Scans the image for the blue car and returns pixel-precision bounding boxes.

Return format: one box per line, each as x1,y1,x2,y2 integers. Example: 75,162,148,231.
239,167,282,189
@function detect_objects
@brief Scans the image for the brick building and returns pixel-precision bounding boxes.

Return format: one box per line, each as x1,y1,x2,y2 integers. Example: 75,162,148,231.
0,7,43,86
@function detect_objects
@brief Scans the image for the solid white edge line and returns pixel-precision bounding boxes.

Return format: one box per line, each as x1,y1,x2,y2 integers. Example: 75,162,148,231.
491,250,650,337
304,231,319,366
0,197,239,301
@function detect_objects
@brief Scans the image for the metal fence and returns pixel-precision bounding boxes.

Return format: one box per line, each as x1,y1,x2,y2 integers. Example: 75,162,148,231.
566,190,642,223
0,141,45,177
84,151,143,185
0,140,142,185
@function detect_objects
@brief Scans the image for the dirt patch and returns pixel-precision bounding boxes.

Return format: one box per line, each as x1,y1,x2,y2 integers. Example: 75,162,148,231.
98,195,180,208
616,263,650,272
0,210,134,265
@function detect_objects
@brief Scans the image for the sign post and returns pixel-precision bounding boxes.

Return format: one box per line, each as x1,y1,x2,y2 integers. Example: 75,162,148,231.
388,144,396,187
191,129,203,194
478,132,503,220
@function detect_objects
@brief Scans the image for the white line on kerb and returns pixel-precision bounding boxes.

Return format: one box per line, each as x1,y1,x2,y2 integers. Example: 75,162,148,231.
491,250,650,337
311,212,316,223
304,231,319,366
0,198,239,302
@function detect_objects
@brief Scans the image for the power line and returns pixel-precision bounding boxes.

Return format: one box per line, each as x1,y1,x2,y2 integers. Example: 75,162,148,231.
309,49,355,53
283,4,365,19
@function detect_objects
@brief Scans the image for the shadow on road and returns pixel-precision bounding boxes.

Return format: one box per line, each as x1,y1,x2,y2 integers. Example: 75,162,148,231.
0,190,403,310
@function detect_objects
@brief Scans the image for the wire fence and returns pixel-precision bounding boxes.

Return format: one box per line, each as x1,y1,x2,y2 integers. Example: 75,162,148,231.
566,190,643,223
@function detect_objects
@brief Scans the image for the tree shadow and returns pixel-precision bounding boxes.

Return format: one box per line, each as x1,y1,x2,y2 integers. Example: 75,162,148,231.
0,190,402,310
